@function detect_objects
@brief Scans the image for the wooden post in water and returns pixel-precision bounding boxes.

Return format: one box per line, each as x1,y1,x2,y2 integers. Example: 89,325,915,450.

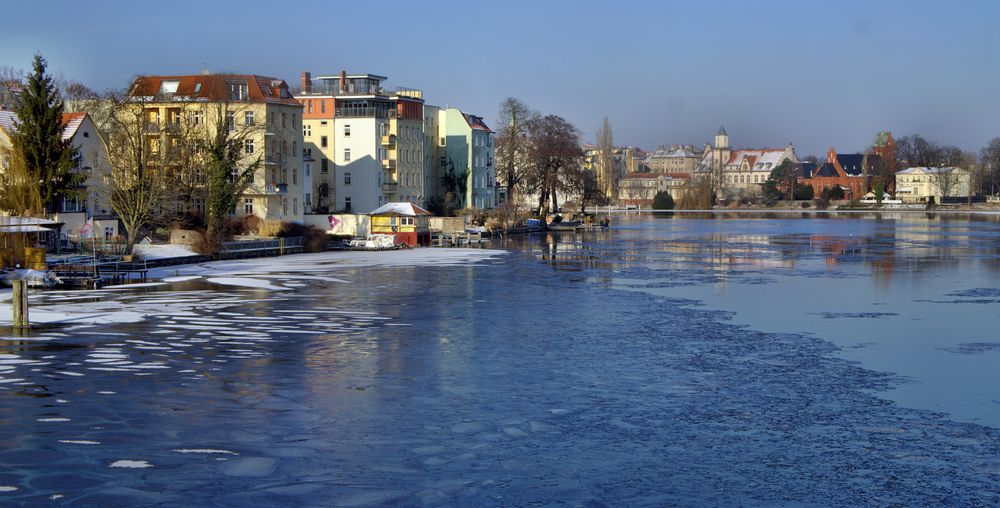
11,280,28,329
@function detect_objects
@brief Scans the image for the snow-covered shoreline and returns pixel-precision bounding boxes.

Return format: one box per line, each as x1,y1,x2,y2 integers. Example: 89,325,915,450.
0,248,507,327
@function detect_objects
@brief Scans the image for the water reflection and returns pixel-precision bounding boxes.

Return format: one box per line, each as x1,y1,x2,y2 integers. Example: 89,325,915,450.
528,212,1000,427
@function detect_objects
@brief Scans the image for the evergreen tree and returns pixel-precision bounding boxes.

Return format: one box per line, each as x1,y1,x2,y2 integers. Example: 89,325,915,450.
652,191,675,210
10,54,82,213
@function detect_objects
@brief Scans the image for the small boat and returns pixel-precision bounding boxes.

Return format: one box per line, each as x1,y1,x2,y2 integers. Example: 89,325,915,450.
2,269,63,288
546,220,583,231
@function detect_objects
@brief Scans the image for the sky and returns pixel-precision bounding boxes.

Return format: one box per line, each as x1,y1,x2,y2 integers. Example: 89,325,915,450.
3,0,1000,157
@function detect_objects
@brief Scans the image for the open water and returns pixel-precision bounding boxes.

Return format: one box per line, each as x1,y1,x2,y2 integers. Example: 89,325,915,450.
0,211,999,505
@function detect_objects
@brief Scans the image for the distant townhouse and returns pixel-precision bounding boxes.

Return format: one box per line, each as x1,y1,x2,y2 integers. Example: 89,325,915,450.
439,108,496,209
619,172,688,206
296,71,427,213
645,145,700,174
796,148,886,200
895,167,971,204
696,126,798,199
0,111,112,232
129,74,306,223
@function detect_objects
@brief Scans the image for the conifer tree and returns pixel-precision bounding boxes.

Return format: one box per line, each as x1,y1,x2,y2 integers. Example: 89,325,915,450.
10,54,82,213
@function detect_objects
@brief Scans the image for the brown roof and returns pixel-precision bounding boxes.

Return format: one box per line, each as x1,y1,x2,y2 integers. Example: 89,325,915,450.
130,74,302,106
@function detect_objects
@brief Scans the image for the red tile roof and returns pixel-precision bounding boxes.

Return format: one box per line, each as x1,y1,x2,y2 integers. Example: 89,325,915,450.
130,74,301,106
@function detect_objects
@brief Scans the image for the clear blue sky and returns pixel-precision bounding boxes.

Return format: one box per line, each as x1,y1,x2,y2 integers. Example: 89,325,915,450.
4,0,999,157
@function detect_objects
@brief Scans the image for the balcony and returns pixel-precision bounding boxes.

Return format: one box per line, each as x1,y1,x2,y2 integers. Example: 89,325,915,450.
264,183,288,194
381,182,398,193
145,123,160,134
265,154,285,165
381,158,396,170
381,134,396,147
334,107,398,119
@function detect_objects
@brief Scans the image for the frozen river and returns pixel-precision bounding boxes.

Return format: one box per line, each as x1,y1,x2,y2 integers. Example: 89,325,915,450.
1,212,999,505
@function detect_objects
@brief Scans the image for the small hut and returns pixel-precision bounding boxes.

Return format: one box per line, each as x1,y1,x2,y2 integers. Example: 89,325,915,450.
369,202,432,247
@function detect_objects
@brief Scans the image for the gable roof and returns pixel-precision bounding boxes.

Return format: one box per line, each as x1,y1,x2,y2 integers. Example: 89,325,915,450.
369,202,433,216
463,113,492,133
0,110,92,142
726,149,788,171
130,74,301,106
815,163,840,177
793,161,817,179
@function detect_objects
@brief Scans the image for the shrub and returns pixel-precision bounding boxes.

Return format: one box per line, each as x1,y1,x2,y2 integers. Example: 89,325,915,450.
652,191,675,210
277,222,327,252
256,219,284,237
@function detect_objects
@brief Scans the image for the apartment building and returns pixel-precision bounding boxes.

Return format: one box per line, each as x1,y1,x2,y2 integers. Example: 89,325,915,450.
439,108,496,209
129,74,305,222
296,71,427,214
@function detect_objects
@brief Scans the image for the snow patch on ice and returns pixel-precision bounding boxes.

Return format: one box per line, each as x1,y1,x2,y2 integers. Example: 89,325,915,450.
109,459,153,468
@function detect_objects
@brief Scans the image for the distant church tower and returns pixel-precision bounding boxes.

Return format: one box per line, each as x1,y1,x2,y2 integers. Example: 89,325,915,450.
712,126,731,178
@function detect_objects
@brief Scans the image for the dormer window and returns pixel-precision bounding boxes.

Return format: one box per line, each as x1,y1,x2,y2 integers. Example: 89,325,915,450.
227,81,249,101
159,80,180,95
194,83,202,93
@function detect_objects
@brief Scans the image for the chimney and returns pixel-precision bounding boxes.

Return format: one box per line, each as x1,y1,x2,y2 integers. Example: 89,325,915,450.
340,70,347,93
300,71,311,94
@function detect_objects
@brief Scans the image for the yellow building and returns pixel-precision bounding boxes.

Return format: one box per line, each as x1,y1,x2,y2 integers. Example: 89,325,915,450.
130,74,306,223
369,202,431,246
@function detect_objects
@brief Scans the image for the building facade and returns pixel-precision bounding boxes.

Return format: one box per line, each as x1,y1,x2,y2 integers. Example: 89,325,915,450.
797,148,886,200
296,71,428,214
439,108,496,209
130,74,306,223
696,126,797,199
645,145,700,174
895,167,971,203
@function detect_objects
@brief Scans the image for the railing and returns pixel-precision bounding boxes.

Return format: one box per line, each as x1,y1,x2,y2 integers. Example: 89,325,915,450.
145,123,160,133
334,107,397,118
264,183,288,194
381,159,396,170
381,182,398,193
381,134,396,146
221,237,305,257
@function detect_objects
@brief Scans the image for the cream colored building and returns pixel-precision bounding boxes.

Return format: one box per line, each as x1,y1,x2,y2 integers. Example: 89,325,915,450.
645,145,700,174
0,111,114,235
619,172,688,206
130,74,305,222
696,126,797,199
296,72,427,213
895,167,971,203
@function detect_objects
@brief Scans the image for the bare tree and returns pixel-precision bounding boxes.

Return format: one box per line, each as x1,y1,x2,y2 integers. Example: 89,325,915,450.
495,98,537,204
0,65,24,110
102,91,172,255
980,138,1000,196
930,167,961,202
525,115,583,215
595,116,617,200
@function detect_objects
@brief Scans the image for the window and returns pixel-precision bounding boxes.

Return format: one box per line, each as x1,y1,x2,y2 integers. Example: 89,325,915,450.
292,114,297,128
282,198,288,215
292,168,298,185
304,163,311,177
321,158,328,173
244,111,254,126
344,124,351,137
226,112,235,131
227,81,249,101
306,193,312,207
281,113,287,128
194,83,202,93
307,100,313,113
304,148,312,158
303,124,311,137
320,100,326,113
245,139,254,154
344,172,351,185
344,197,351,212
320,136,328,148
401,217,414,226
292,141,297,156
293,198,298,214
244,198,253,215
344,148,351,162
